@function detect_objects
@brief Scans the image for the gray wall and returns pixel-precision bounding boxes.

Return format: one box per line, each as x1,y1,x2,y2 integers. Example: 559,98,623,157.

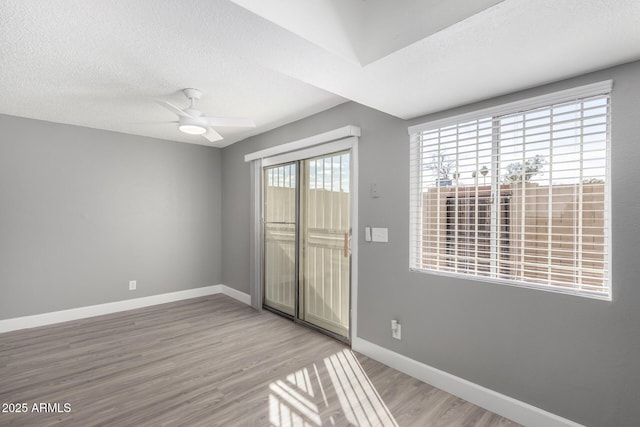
0,115,222,319
220,60,640,426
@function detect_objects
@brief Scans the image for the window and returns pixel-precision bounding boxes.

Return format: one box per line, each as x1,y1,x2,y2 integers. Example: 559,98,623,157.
409,81,611,299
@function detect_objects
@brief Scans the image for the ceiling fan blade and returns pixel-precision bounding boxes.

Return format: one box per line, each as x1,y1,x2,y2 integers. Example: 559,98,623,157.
156,100,193,118
202,128,223,143
204,117,255,128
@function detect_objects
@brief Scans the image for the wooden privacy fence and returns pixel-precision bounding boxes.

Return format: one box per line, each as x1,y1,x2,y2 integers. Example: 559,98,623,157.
419,183,605,292
264,186,350,335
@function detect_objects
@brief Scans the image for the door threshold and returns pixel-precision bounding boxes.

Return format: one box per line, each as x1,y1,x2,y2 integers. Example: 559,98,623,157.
263,305,350,346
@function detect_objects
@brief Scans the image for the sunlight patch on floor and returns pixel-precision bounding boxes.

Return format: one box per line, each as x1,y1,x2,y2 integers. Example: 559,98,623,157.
269,349,398,427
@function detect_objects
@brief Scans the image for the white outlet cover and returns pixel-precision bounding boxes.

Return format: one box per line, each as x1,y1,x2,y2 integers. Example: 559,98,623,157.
129,280,137,290
392,323,402,340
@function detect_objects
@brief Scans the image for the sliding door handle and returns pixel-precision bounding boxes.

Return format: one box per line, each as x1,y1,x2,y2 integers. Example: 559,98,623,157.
343,232,349,258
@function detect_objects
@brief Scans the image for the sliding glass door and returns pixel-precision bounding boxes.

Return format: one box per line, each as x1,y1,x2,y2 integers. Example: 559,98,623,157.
299,153,350,337
263,151,351,340
263,163,297,316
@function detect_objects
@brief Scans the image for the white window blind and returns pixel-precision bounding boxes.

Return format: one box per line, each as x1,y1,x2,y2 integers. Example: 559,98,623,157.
409,83,611,299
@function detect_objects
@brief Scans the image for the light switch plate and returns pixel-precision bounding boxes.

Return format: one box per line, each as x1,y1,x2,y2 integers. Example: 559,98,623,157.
365,227,372,242
371,227,388,242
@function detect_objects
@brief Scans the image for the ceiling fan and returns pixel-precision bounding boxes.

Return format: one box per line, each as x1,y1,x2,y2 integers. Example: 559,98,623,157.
158,88,255,143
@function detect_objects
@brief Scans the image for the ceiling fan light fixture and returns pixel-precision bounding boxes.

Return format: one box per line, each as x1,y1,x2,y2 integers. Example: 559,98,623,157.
178,115,207,135
178,124,207,135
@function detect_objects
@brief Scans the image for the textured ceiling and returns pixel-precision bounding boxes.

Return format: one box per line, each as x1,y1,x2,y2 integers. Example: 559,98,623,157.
1,0,639,147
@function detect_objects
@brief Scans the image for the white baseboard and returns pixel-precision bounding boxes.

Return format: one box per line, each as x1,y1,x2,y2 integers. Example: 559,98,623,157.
0,284,251,333
352,337,583,427
219,285,252,305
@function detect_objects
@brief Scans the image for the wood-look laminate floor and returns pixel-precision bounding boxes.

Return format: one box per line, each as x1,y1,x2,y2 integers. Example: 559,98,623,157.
0,295,520,427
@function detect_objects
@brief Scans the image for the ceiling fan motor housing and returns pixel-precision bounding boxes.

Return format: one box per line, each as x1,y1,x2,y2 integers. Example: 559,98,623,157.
183,88,202,100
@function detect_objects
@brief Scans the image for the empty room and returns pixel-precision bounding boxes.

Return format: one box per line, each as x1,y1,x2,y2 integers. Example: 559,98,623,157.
1,1,639,426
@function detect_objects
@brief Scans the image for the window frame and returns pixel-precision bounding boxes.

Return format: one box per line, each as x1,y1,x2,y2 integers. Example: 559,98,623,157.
408,81,612,301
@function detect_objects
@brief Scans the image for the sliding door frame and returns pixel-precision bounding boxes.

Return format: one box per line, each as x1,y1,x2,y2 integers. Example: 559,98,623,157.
255,134,359,344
